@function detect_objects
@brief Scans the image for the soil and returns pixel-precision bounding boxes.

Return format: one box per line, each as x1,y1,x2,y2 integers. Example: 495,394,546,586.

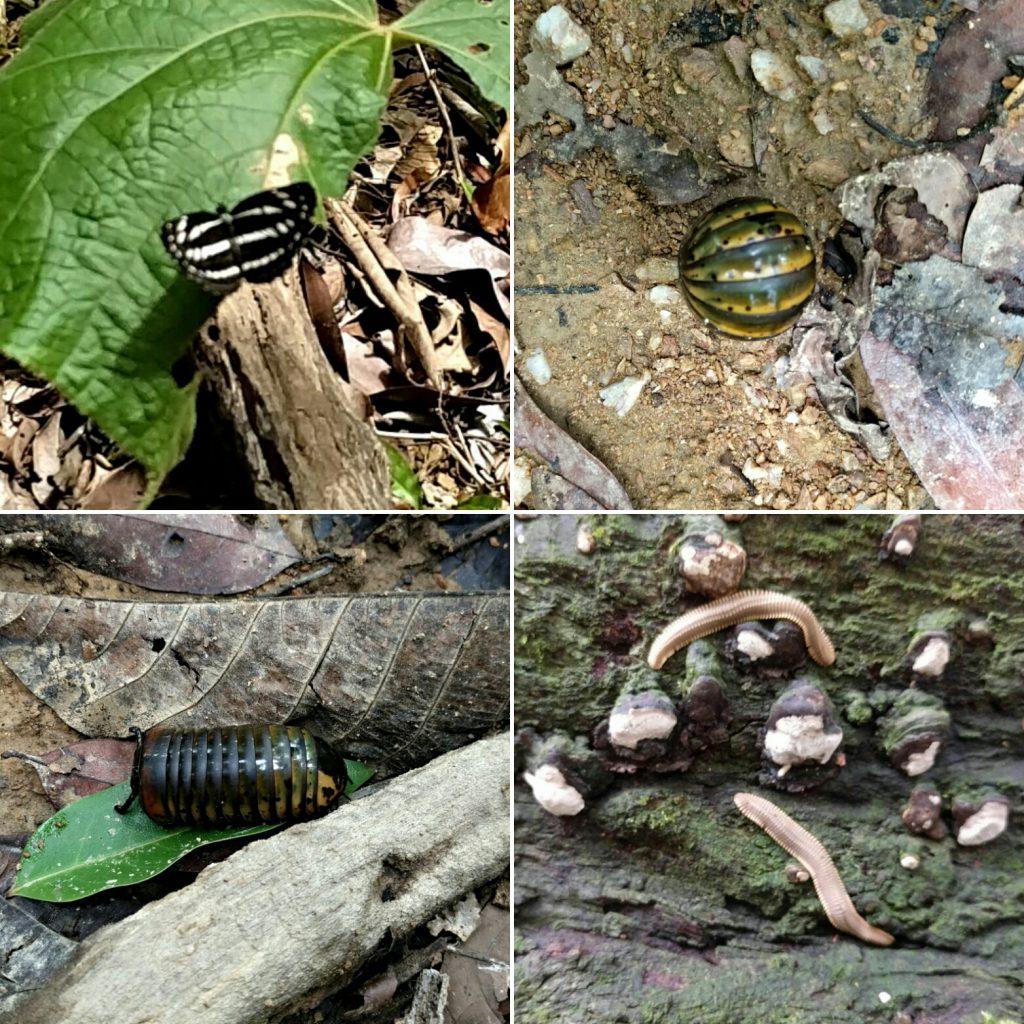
515,0,950,509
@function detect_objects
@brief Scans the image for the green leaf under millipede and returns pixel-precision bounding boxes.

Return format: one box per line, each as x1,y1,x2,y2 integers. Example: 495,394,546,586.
9,759,372,903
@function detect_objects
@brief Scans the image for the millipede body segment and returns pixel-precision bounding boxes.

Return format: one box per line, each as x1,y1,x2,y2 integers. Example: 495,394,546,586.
733,791,894,947
116,724,348,828
647,589,835,669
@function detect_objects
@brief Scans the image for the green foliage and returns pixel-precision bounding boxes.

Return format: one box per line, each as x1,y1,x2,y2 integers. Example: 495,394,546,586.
385,441,424,508
10,758,372,902
456,494,503,509
0,0,509,498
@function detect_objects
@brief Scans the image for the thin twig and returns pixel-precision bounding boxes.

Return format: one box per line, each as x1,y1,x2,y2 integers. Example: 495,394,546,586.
445,516,507,553
324,199,442,388
858,109,928,150
416,44,467,195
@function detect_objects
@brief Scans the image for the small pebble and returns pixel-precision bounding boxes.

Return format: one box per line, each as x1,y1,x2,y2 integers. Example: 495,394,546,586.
634,257,679,283
750,49,800,101
823,0,868,37
532,5,592,64
648,285,682,306
796,54,828,82
524,348,552,385
599,373,649,417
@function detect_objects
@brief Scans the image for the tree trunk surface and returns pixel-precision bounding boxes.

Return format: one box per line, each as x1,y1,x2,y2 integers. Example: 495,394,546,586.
197,271,389,510
514,514,1024,1024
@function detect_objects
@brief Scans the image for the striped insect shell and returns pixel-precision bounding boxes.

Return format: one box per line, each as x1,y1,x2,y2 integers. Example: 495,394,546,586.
679,197,816,339
115,724,347,828
161,182,316,294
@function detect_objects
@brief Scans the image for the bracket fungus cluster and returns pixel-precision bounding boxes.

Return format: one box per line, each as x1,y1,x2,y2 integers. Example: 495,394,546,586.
878,690,951,777
592,655,731,774
759,681,844,792
902,787,1010,847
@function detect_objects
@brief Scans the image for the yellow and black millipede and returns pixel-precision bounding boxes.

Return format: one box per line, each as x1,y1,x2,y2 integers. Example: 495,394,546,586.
115,724,347,828
679,197,817,339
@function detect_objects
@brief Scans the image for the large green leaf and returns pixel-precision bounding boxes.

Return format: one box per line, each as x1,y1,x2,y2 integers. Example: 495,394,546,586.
0,0,509,498
393,0,511,109
10,759,373,902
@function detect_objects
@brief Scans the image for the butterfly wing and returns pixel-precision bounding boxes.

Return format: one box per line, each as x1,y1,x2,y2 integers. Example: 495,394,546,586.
227,183,316,284
162,183,317,292
161,210,244,293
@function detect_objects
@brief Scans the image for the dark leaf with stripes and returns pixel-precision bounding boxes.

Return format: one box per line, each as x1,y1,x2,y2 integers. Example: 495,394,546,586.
161,183,317,293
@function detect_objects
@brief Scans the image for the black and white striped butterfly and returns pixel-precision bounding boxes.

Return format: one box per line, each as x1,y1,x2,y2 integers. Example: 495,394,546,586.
161,183,316,293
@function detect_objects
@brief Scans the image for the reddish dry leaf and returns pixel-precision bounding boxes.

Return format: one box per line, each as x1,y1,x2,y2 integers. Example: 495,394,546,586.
442,905,509,1024
0,591,509,776
469,299,510,371
0,514,302,595
925,0,1024,140
80,462,148,509
344,335,395,396
1,739,134,808
388,217,509,281
301,258,348,380
860,254,1024,509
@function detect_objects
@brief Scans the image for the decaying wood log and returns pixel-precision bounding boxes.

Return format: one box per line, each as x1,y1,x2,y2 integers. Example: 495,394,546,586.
196,269,388,509
14,732,509,1024
515,515,1024,1024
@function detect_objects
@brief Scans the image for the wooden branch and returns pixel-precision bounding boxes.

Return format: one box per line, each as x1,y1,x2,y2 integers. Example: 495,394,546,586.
197,268,389,509
325,200,443,389
16,733,509,1024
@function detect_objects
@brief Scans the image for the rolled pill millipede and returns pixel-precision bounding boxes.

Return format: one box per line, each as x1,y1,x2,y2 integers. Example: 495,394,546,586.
115,724,348,828
678,197,816,339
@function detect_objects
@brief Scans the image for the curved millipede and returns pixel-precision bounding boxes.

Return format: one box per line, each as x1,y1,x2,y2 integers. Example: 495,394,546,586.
734,791,894,947
115,724,348,828
647,590,835,669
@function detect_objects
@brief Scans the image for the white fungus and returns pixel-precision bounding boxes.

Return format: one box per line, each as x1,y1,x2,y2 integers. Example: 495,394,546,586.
734,628,777,662
523,764,585,816
902,740,941,777
764,714,843,767
912,636,951,677
608,704,678,750
957,801,1009,846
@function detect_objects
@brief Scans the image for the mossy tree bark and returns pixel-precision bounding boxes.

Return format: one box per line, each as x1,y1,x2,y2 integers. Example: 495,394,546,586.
514,514,1024,1024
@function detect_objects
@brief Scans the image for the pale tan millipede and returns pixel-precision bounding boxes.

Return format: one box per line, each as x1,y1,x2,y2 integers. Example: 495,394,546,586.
734,792,895,947
647,590,835,669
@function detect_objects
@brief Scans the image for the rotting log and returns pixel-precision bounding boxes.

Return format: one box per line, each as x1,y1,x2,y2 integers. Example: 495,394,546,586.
514,514,1024,1024
196,270,389,510
13,732,509,1024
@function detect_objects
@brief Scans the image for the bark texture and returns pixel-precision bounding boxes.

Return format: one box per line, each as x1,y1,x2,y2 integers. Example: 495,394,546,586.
514,514,1024,1024
11,732,509,1024
197,270,388,510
